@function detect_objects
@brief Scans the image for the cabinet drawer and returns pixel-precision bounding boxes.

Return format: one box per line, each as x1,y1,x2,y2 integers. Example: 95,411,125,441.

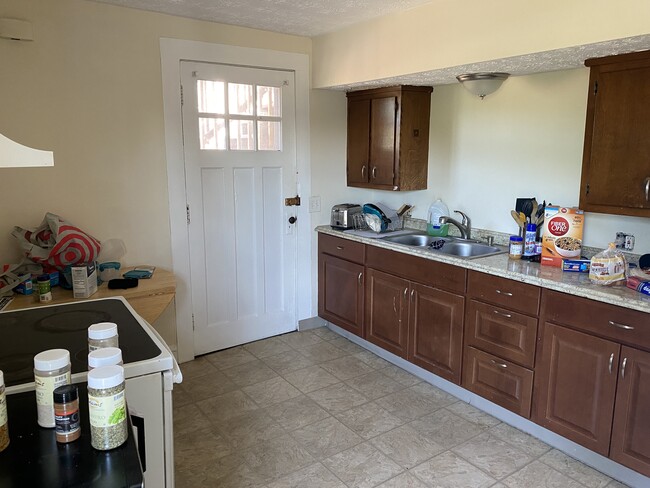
319,234,365,264
542,289,650,352
467,271,540,316
465,300,537,368
366,246,466,294
463,346,534,418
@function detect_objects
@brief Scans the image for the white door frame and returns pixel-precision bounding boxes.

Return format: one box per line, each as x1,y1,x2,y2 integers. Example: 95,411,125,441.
160,38,312,363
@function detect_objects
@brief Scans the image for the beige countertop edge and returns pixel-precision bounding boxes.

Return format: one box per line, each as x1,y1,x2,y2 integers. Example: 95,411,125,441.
316,226,650,315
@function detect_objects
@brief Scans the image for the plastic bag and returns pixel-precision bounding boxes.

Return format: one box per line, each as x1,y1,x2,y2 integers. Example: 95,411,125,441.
11,213,101,272
589,243,628,286
0,260,43,296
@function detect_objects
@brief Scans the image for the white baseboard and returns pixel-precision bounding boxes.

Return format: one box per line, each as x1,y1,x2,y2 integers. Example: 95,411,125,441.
325,322,650,488
298,316,328,331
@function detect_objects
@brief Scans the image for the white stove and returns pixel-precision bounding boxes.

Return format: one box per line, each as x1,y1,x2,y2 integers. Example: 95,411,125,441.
0,297,182,488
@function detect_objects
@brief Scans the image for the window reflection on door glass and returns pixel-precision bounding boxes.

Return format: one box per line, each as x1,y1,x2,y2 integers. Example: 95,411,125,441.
197,80,225,114
228,83,254,115
229,119,254,150
257,121,281,151
256,86,281,117
199,117,226,150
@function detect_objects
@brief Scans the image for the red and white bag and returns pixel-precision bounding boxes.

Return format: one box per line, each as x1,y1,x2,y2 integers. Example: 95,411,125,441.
12,213,101,272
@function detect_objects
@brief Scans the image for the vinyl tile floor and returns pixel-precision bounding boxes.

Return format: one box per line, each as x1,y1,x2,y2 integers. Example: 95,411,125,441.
173,328,629,488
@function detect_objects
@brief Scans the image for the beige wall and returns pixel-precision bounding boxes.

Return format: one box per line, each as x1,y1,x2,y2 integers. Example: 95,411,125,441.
312,0,650,88
0,0,310,266
309,69,650,303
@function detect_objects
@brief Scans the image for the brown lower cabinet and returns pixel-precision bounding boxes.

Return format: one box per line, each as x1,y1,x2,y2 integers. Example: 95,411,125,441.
408,282,465,384
318,252,364,338
610,346,650,476
534,323,620,455
365,268,409,357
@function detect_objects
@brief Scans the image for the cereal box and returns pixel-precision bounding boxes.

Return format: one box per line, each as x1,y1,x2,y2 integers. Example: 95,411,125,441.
541,206,584,267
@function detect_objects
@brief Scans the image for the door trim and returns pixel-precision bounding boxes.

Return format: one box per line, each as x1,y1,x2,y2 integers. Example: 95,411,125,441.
160,38,311,363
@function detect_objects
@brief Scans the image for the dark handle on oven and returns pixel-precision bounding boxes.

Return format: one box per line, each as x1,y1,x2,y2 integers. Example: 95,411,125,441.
131,414,147,472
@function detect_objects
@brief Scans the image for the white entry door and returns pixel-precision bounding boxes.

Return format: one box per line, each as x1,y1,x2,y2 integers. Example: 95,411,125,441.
181,61,298,355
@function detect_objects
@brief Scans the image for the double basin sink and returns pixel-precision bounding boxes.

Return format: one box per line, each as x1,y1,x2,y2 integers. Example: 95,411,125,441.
380,232,506,260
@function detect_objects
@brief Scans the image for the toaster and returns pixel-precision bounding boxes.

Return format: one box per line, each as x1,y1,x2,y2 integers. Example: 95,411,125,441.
330,204,362,229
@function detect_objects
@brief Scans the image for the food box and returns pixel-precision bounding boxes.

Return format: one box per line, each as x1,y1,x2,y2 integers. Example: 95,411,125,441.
541,206,584,267
562,259,591,273
71,263,98,298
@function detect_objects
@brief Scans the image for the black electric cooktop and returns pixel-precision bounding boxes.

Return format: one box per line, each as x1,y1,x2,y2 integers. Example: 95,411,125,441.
0,298,161,388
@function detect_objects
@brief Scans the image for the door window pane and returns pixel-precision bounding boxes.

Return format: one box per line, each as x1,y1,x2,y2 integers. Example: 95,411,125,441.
228,83,254,115
257,86,281,117
229,119,254,150
197,80,225,114
199,117,226,150
257,121,281,151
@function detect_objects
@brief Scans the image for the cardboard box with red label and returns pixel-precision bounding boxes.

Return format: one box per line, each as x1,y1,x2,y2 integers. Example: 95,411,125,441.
541,206,584,267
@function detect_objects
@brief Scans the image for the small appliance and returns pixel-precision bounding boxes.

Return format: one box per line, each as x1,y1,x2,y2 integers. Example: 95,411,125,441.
330,204,362,229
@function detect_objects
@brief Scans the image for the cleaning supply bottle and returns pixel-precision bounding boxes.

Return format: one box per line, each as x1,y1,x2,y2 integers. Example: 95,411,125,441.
427,199,450,236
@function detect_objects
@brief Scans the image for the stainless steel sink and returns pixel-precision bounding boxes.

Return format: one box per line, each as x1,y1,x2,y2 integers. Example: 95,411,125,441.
381,232,506,259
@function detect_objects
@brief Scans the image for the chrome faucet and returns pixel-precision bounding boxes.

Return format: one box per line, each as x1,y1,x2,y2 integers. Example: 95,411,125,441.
439,210,472,239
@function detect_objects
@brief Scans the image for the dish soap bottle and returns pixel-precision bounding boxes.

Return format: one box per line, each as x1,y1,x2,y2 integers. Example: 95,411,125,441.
427,199,450,236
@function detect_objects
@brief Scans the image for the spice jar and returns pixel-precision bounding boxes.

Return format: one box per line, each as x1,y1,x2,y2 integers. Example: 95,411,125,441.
88,347,123,370
509,236,523,260
54,385,81,443
88,322,119,352
37,274,52,303
0,370,9,452
88,365,128,450
34,349,71,428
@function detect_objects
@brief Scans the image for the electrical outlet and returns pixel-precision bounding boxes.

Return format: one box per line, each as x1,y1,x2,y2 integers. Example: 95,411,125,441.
309,196,321,213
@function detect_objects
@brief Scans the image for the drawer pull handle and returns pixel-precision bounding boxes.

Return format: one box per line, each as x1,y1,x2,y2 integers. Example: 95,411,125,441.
372,166,378,179
490,359,508,369
393,296,397,314
621,357,628,378
336,245,344,250
493,310,512,319
411,289,415,300
495,290,513,297
609,353,614,374
358,272,363,286
361,165,366,179
403,288,408,298
608,320,634,330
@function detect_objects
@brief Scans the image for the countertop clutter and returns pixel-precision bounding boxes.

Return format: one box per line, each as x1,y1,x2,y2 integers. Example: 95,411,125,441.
0,384,143,488
317,225,650,314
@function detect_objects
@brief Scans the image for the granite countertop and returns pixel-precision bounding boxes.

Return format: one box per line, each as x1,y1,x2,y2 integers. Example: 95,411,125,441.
317,225,650,315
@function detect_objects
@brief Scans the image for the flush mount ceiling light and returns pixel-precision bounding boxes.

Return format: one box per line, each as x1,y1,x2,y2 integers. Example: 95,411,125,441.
456,72,510,99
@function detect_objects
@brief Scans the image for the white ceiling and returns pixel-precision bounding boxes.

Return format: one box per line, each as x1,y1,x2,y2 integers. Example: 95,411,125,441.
89,0,436,37
87,0,650,89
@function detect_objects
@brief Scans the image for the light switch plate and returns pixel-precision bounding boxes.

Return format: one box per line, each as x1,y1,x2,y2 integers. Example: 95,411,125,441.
309,196,321,213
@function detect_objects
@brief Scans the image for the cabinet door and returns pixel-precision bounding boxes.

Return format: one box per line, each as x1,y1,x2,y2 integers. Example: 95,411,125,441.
369,96,397,186
580,55,650,216
365,269,409,358
610,346,650,476
534,323,620,455
408,283,464,384
347,98,370,185
318,254,364,337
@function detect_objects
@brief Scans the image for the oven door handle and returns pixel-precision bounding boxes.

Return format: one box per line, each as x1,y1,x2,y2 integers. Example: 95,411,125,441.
130,413,147,473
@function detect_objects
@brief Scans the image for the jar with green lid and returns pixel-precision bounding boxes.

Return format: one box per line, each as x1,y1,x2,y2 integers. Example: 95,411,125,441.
0,370,9,452
88,322,119,352
88,365,128,450
34,349,71,428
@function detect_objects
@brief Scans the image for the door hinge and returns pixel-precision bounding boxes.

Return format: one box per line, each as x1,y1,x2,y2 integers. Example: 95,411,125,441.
186,204,191,224
593,81,598,95
180,84,184,106
586,183,590,195
191,313,195,330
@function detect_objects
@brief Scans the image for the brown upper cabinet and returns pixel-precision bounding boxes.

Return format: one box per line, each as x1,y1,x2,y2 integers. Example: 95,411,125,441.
580,50,650,217
347,85,432,191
